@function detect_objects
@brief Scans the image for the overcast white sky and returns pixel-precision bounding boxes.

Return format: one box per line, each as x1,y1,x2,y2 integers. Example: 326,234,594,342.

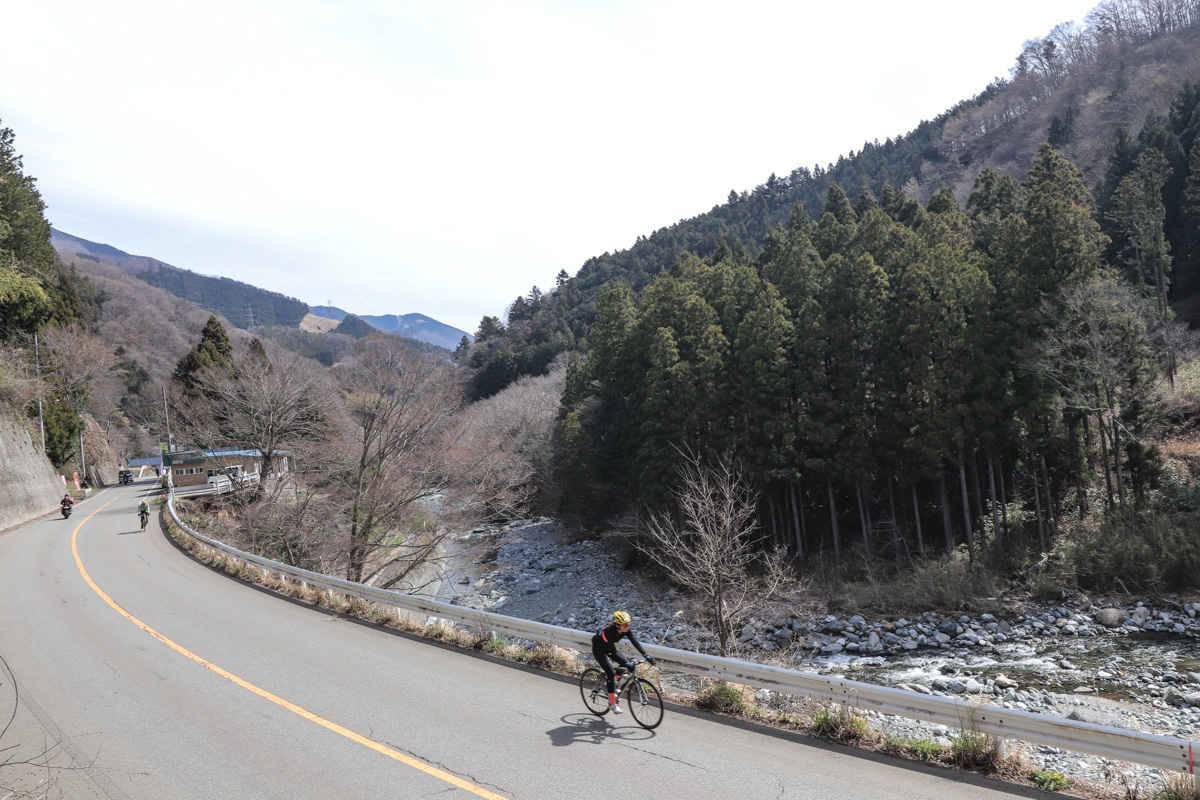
2,0,1102,335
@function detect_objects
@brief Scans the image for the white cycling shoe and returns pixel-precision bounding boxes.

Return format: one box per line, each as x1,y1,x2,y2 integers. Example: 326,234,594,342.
610,703,622,714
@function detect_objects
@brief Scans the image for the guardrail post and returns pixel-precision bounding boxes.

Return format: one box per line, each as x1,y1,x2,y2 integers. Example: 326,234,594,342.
995,737,1006,760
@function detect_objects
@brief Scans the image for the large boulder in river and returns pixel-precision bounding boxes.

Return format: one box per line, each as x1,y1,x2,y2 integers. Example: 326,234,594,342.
994,674,1018,690
931,677,966,693
1093,608,1127,628
1169,689,1200,707
936,618,959,635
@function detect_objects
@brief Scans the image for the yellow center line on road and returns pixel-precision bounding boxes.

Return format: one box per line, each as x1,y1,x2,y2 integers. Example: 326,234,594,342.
70,498,510,800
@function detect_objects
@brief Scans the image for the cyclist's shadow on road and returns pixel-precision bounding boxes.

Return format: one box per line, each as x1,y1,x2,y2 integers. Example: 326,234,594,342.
547,714,656,747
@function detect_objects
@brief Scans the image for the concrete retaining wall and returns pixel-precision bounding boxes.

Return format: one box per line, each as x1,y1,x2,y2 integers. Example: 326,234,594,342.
0,405,64,533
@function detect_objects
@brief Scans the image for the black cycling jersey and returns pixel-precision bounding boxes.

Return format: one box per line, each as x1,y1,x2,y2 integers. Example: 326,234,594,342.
592,623,645,654
591,623,648,694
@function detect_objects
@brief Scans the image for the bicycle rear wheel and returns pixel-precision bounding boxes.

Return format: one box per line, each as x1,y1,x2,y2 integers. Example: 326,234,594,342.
624,677,664,729
580,667,611,716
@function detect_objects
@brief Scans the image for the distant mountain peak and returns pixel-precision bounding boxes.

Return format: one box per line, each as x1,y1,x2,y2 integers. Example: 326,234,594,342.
308,306,471,349
50,227,134,258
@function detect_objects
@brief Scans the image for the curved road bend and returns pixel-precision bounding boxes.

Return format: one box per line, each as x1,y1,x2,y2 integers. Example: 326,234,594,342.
0,479,1047,800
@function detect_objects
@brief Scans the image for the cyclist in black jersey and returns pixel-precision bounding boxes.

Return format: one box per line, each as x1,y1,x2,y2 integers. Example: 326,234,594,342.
591,610,654,714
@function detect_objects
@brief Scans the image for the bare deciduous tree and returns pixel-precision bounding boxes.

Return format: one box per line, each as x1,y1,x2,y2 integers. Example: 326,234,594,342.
1032,278,1165,508
174,346,334,491
233,455,345,573
443,362,567,522
636,452,797,658
332,336,468,585
166,333,549,593
38,325,115,407
86,372,129,440
0,339,42,406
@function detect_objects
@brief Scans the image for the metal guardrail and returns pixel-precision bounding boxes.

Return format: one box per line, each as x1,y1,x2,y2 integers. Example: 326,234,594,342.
165,492,1198,778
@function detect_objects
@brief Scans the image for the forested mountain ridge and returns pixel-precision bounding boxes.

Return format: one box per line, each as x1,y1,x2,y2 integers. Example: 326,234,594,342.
52,227,310,329
460,0,1200,592
466,0,1200,400
52,230,468,350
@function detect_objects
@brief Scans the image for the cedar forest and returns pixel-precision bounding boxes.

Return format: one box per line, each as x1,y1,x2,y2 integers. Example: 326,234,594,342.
462,0,1200,591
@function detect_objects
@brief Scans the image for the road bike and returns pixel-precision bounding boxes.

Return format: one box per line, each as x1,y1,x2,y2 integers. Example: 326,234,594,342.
579,658,664,729
139,509,149,531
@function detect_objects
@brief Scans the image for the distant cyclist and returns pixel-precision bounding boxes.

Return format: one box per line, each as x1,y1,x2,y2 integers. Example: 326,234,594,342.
137,500,149,529
591,611,654,714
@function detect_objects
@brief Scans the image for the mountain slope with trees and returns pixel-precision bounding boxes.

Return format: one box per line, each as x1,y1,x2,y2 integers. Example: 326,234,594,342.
52,229,311,329
467,0,1200,593
467,0,1200,401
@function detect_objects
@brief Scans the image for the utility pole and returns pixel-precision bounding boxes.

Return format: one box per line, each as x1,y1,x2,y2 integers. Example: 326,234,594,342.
33,332,45,452
162,385,173,454
80,430,86,479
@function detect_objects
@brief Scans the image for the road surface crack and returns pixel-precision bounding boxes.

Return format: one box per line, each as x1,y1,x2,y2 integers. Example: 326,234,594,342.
616,741,712,771
383,740,512,798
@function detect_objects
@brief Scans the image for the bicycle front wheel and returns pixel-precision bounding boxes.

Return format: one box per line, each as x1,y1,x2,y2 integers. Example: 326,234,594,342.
624,677,664,729
580,667,611,716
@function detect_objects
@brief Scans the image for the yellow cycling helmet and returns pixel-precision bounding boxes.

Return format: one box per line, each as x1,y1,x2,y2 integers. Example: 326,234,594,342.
613,611,631,626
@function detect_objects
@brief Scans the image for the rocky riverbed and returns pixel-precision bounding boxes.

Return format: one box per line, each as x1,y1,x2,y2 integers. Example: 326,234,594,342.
443,517,1200,795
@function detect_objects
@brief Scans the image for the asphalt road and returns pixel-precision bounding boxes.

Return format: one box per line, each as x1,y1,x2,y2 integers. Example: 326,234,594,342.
0,479,1050,799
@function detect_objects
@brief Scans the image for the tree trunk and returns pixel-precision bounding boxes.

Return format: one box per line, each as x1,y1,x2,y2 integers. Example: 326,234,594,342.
714,582,729,658
958,450,976,565
768,492,782,550
911,484,926,562
1068,413,1088,521
999,462,1009,542
969,453,986,552
826,479,841,562
887,479,901,561
1096,414,1115,511
1032,463,1046,553
767,494,779,548
856,482,872,558
987,452,1004,560
938,475,954,554
791,483,806,559
1108,415,1128,508
1041,455,1057,531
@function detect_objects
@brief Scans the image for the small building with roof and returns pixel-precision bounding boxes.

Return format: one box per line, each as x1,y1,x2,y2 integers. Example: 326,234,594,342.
161,448,286,488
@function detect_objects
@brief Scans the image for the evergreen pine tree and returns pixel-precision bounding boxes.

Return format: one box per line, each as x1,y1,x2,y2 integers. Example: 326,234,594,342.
173,315,235,394
1178,140,1200,294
